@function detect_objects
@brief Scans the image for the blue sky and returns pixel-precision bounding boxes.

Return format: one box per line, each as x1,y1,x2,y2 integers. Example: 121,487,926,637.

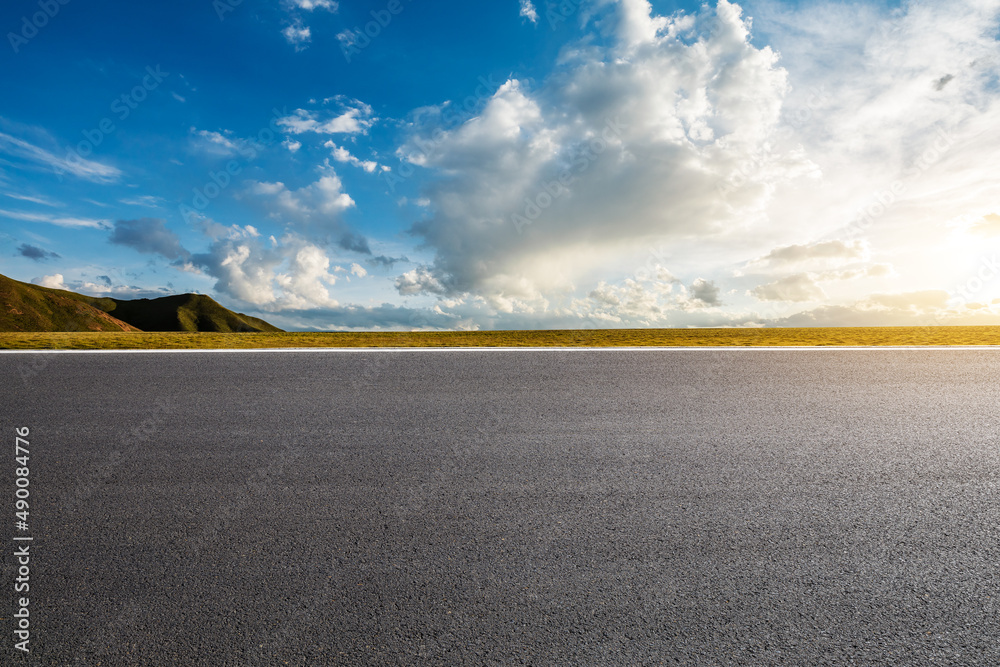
2,0,1000,330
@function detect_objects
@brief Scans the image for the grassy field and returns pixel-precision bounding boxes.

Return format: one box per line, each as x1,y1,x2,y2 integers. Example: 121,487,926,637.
2,326,1000,350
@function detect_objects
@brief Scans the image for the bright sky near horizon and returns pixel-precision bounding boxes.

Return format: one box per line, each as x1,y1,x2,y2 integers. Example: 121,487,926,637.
2,0,1000,331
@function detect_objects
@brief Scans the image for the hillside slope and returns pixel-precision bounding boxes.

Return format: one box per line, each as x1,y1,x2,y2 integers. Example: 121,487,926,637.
0,273,140,332
0,274,283,333
109,293,283,333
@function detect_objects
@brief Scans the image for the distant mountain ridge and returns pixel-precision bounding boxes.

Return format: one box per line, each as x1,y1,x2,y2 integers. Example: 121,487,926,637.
0,273,283,333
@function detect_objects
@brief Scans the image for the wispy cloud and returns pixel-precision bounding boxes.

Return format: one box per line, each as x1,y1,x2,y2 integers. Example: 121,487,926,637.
4,192,60,206
119,195,164,207
0,208,110,229
0,132,121,183
189,129,263,158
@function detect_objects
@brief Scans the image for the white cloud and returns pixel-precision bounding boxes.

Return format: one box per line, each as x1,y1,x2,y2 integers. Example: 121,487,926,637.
283,140,302,153
119,195,164,207
35,273,67,289
968,213,1000,236
0,131,120,183
283,21,312,50
191,227,342,310
861,290,952,313
244,166,369,253
324,141,378,172
277,101,376,135
4,193,60,206
275,245,339,308
190,129,262,158
690,278,721,306
0,208,109,229
396,267,448,296
247,170,355,220
751,273,826,302
520,0,538,23
774,290,979,327
368,0,1000,329
29,274,169,300
350,262,368,278
398,0,803,311
288,0,337,10
745,240,867,271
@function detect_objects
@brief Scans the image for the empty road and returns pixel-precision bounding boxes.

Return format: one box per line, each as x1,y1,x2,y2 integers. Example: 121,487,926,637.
2,349,999,665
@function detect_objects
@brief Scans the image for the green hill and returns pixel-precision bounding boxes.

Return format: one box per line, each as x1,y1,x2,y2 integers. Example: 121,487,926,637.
0,273,139,332
0,274,282,333
107,293,283,333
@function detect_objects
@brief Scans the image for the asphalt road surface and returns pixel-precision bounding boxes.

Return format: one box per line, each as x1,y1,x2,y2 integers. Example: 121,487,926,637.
3,349,1000,666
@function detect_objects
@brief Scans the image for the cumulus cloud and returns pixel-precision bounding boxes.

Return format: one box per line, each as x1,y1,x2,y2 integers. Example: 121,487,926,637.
746,0,1000,249
586,277,677,324
281,0,336,51
690,278,721,306
774,290,971,327
287,0,337,10
751,273,826,302
370,255,409,269
190,226,345,310
861,290,952,312
35,274,67,290
520,0,538,23
16,243,60,262
267,302,464,332
396,266,448,296
277,100,375,135
397,0,809,314
31,273,170,299
325,141,379,172
283,21,312,50
109,218,191,261
248,172,355,218
746,240,867,271
244,166,369,253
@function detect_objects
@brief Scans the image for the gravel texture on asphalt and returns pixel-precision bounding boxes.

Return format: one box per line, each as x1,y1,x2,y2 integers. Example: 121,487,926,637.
2,349,999,665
